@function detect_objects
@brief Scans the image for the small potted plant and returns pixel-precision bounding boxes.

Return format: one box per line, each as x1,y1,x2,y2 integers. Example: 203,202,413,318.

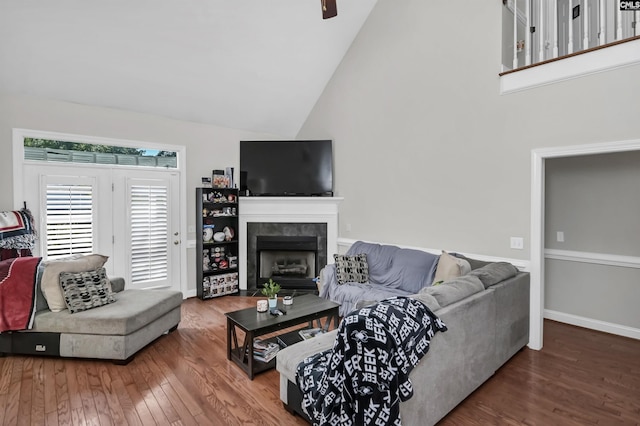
261,278,281,309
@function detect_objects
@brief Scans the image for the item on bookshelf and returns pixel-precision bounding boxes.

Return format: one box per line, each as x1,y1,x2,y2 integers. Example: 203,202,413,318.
225,167,234,188
227,193,237,203
203,227,214,242
213,231,226,242
298,328,326,340
203,250,210,271
223,226,234,241
212,170,228,188
257,299,268,312
201,177,212,188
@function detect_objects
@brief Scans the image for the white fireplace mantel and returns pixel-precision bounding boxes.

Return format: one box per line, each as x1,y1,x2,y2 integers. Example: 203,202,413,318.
239,196,343,290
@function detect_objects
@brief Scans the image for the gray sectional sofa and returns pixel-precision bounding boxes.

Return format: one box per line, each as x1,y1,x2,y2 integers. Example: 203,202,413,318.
276,243,530,425
0,276,183,363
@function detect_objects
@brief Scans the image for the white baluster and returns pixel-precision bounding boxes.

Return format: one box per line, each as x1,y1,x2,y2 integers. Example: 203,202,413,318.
539,0,546,62
636,11,639,36
553,0,559,57
526,0,532,65
513,0,519,69
599,0,605,45
583,0,589,49
617,0,623,40
568,0,574,54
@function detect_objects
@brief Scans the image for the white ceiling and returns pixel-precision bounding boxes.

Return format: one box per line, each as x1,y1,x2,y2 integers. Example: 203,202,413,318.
0,0,377,137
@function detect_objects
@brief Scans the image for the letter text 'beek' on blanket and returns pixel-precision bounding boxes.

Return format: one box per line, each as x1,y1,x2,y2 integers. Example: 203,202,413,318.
297,296,447,426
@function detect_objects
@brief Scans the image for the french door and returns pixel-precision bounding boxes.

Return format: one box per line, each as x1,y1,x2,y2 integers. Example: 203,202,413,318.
22,164,182,292
112,170,180,290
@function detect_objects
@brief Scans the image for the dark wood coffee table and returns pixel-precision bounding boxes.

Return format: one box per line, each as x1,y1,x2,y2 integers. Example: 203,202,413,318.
225,294,340,379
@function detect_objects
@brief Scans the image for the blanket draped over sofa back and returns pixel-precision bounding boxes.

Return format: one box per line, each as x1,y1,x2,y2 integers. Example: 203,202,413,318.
0,256,42,332
346,241,439,294
296,297,447,426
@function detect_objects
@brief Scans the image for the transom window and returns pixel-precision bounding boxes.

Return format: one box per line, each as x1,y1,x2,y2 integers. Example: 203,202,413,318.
23,137,178,169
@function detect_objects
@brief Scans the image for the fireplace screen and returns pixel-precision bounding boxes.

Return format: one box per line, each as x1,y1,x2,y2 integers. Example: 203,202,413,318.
260,250,315,279
256,235,318,290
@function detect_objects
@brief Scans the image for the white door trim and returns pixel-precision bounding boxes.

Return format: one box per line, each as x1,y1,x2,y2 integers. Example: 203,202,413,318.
12,128,188,296
530,138,640,350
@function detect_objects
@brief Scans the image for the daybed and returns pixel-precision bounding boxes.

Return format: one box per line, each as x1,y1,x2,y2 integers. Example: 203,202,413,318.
0,255,182,363
276,242,530,425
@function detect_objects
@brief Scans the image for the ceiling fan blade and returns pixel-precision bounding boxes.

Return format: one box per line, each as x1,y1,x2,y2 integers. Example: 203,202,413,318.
322,0,337,19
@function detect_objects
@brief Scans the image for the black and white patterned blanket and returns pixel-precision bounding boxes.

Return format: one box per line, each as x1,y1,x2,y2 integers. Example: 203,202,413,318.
296,297,447,426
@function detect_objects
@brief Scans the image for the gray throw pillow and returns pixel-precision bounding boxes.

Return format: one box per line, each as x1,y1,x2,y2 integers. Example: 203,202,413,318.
59,267,115,314
334,253,369,284
469,262,519,288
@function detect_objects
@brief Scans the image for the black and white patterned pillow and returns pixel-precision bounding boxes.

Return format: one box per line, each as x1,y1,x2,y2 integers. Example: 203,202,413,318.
59,267,115,314
333,253,369,285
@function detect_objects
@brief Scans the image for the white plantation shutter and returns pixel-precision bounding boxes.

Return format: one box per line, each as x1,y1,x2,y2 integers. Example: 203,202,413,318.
130,184,169,283
45,184,93,258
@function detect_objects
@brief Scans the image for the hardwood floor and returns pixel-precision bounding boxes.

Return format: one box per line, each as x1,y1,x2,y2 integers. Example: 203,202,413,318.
0,296,638,425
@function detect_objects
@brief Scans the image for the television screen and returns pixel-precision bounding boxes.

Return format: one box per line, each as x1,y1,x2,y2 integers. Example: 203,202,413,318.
240,140,333,196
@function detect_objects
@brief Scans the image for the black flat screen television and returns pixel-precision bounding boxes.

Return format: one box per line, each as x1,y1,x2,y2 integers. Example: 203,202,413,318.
240,140,333,196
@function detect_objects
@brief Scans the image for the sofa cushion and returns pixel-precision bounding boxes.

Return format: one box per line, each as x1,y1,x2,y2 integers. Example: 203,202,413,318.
333,253,369,284
345,241,438,294
432,251,471,285
59,268,115,314
420,275,484,307
31,289,183,335
410,292,442,312
40,254,109,312
469,262,519,288
453,253,493,270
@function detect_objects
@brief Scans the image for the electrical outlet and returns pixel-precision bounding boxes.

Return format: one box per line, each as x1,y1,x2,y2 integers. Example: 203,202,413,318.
557,231,564,242
510,237,524,250
346,223,352,232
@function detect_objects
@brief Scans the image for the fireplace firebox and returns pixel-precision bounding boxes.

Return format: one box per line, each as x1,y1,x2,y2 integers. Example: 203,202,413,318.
256,236,319,291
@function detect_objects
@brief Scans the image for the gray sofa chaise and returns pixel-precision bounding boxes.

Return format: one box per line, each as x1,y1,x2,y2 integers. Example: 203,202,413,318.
0,273,183,363
277,243,530,425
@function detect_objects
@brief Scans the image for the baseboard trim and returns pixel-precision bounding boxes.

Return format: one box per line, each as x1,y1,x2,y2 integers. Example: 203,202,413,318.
544,309,640,340
544,248,640,269
336,237,530,271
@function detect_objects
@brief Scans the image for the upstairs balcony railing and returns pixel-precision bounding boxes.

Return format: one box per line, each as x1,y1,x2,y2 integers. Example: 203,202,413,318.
502,0,640,72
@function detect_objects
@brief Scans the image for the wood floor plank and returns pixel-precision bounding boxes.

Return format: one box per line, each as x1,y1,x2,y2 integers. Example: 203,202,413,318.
74,362,100,426
30,358,46,425
4,357,24,426
17,357,33,425
0,298,638,426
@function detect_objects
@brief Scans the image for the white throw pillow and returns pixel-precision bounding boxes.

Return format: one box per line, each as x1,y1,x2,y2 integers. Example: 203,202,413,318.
432,251,471,285
40,254,109,312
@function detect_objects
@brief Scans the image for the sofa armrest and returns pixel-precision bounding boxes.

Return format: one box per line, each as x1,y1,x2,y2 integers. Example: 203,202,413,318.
318,264,337,298
110,277,125,293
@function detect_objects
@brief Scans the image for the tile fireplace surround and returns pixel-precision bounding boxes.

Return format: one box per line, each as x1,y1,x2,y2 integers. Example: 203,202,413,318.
239,196,343,291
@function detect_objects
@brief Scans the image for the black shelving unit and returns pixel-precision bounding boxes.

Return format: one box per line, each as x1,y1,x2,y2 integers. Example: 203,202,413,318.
196,187,240,299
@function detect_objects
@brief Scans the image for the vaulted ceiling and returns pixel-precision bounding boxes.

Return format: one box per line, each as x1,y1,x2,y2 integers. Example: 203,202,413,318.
0,0,377,137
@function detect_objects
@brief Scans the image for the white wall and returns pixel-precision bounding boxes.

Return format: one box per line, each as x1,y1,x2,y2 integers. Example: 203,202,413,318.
297,0,640,260
0,93,276,294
